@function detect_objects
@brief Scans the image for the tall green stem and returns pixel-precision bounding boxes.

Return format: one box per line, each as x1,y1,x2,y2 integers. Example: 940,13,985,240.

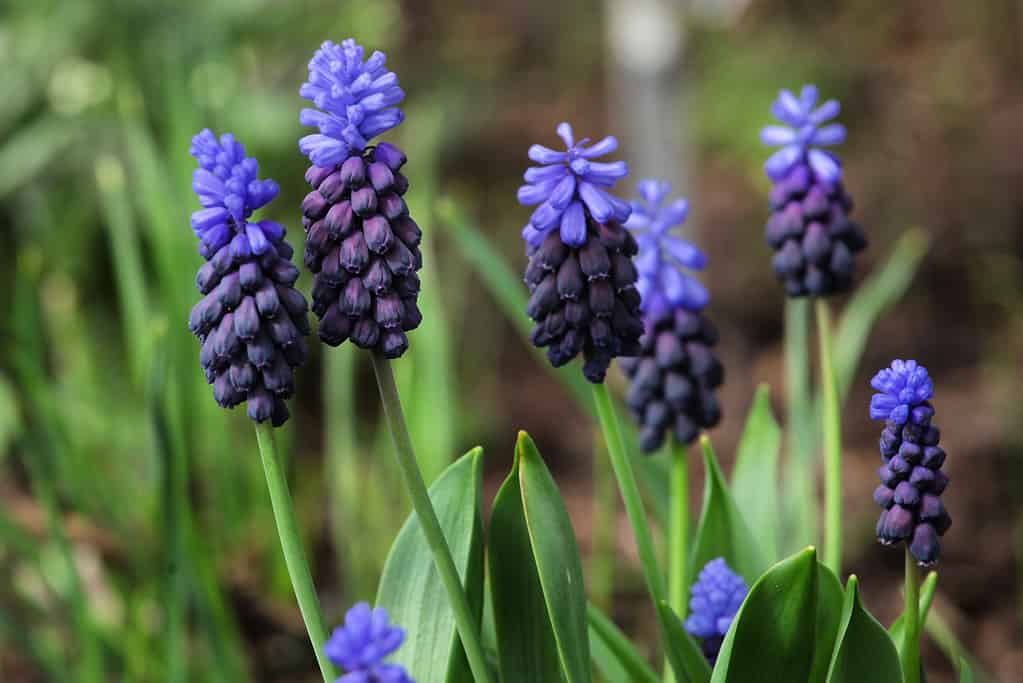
815,299,843,575
590,428,616,612
254,423,336,682
370,352,493,683
664,439,689,683
785,298,817,546
903,550,921,683
590,385,671,665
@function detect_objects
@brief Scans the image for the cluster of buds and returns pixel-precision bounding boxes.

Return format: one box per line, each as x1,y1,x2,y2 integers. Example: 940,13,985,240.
187,130,310,426
325,603,415,682
685,558,748,663
619,181,723,452
870,360,951,566
299,40,422,358
761,86,866,297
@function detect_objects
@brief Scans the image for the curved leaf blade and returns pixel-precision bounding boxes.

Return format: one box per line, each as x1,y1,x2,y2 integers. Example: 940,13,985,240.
730,384,782,564
809,562,845,683
377,448,486,683
711,547,819,683
587,603,660,683
826,576,902,683
691,436,768,583
658,602,713,683
489,432,591,683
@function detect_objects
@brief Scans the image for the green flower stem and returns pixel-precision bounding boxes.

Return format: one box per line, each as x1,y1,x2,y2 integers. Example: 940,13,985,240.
370,351,493,683
664,438,689,683
591,384,671,666
903,549,921,683
254,422,336,683
590,428,616,612
785,298,817,545
815,298,843,575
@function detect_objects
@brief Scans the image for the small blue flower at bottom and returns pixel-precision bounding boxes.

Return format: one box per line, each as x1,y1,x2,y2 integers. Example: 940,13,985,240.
325,603,415,683
684,558,748,663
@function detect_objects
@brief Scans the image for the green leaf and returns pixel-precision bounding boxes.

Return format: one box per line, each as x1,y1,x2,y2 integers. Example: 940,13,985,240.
711,547,819,683
690,436,768,583
730,384,782,564
825,576,902,683
959,657,975,683
833,229,930,401
489,432,591,683
587,603,660,683
377,448,486,683
889,571,938,658
810,562,845,682
657,602,713,683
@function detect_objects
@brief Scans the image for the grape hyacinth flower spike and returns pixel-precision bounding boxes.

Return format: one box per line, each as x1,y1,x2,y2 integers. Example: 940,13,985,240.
870,360,951,566
761,85,866,297
684,558,748,664
299,39,422,358
519,122,645,383
619,180,723,452
188,129,310,426
325,603,415,683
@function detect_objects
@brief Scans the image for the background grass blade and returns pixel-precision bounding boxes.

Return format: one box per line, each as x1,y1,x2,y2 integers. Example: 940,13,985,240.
657,602,713,683
730,385,782,564
587,603,660,683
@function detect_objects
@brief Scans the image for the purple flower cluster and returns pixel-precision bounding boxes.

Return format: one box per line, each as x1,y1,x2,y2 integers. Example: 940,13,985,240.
870,360,951,566
325,603,415,683
187,130,310,426
299,39,422,358
619,180,722,452
761,85,866,297
520,123,645,383
684,558,748,663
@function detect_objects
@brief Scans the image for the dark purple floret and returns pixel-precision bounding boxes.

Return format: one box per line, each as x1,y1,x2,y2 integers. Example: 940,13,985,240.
761,85,866,297
619,181,722,452
519,123,644,383
870,360,951,566
325,602,415,682
684,558,748,664
188,129,309,426
299,39,421,357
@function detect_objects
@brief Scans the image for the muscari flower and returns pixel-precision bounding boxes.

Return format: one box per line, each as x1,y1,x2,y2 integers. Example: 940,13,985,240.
761,85,866,297
684,558,748,664
299,39,422,358
325,603,415,683
870,360,951,566
188,129,310,426
519,122,645,383
619,181,722,452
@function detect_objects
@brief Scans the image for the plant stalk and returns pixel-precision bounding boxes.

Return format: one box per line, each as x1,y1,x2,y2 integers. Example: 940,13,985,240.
370,351,493,683
785,298,817,546
816,298,843,575
591,384,672,671
254,422,336,682
590,428,616,612
903,549,921,683
664,438,689,683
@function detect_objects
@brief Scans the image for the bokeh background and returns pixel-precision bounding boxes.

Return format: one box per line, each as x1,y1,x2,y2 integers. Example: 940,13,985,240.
1,0,1021,681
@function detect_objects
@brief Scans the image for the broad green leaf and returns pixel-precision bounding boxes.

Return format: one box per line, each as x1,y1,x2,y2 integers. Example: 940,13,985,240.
587,603,659,683
711,547,819,683
489,432,591,683
377,448,486,683
825,576,902,683
657,602,713,683
959,658,974,683
730,385,782,563
690,436,768,583
833,229,930,401
809,563,845,682
889,571,938,657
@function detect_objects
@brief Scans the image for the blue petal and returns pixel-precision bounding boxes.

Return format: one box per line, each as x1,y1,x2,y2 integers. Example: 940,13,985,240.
799,84,819,112
528,144,568,165
548,174,577,210
522,223,546,246
578,182,613,222
764,145,802,180
556,121,574,148
582,161,628,181
663,236,706,269
808,149,841,182
530,201,564,231
809,99,840,125
245,223,270,255
517,177,561,206
811,123,846,146
579,135,618,158
559,201,587,247
637,178,670,205
523,164,568,184
760,125,796,146
299,133,349,167
775,89,805,124
191,207,229,231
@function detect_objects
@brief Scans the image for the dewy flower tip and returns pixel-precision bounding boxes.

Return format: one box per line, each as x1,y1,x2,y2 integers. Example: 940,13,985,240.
325,603,415,683
619,180,722,452
520,122,644,383
761,84,866,298
684,558,748,663
870,360,950,566
300,39,422,359
187,129,310,427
